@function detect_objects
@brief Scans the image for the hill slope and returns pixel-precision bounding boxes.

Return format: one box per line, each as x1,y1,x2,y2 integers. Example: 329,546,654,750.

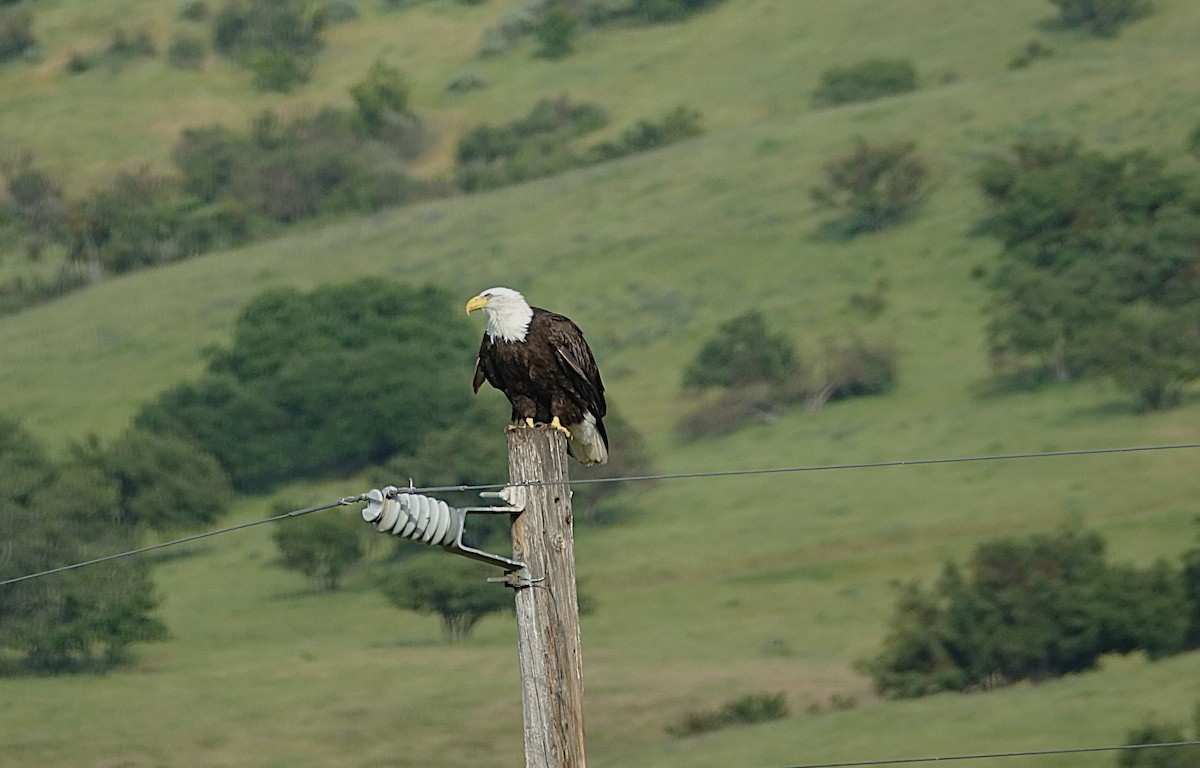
2,1,1200,767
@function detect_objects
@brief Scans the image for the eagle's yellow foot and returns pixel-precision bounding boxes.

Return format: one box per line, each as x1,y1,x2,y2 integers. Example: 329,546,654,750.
548,416,572,438
506,418,537,432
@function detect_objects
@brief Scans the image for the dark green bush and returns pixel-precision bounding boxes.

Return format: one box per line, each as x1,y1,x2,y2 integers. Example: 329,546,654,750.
588,106,702,160
811,137,929,235
683,311,800,389
0,420,168,674
167,33,207,69
136,280,477,492
173,107,423,223
630,0,725,23
1118,721,1200,768
534,5,576,59
456,96,609,191
272,510,364,591
0,6,34,63
1048,0,1152,37
179,1,209,21
379,554,512,643
212,0,326,90
107,28,156,59
860,526,1194,698
73,428,233,533
977,137,1200,404
666,693,788,737
813,58,919,107
349,59,412,134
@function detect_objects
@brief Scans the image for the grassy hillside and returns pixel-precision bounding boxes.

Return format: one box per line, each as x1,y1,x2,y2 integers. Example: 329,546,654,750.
2,1,1200,767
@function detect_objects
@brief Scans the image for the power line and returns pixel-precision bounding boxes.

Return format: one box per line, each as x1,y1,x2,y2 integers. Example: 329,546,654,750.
412,442,1200,494
772,739,1200,768
0,495,365,587
2,442,1197,587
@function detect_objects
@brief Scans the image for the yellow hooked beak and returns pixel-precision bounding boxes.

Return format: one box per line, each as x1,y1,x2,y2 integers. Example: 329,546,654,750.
465,295,489,315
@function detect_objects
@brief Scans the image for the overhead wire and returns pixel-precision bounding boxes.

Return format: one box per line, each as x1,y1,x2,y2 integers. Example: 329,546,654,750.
2,441,1197,587
411,441,1200,494
0,495,365,587
769,739,1200,768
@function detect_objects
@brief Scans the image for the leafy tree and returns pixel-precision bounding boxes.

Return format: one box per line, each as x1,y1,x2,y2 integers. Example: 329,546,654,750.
349,59,412,135
0,6,34,64
587,106,703,161
173,107,423,224
813,58,919,107
136,280,477,492
72,429,234,533
1097,303,1200,410
1119,720,1200,768
534,5,576,59
272,510,363,591
65,167,248,280
811,137,929,236
1182,533,1200,650
683,311,799,389
977,137,1200,403
212,0,326,91
861,526,1192,698
629,0,724,23
1048,0,1152,37
379,554,512,642
0,419,167,674
666,692,788,737
1,151,69,260
801,335,897,411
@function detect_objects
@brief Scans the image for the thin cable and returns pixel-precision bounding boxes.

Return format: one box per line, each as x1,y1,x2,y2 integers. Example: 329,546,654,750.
0,495,365,587
409,442,1200,494
3,442,1197,586
772,739,1200,768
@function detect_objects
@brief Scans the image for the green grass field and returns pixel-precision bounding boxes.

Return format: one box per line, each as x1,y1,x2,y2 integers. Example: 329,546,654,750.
2,1,1200,766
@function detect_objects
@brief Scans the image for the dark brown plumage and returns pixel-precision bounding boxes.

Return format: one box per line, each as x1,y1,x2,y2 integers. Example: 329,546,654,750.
467,288,608,465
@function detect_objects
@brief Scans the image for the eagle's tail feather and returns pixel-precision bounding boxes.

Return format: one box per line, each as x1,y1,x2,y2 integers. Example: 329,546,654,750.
567,412,608,465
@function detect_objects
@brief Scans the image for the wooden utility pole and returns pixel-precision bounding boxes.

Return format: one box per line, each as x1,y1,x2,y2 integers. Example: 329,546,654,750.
507,428,587,768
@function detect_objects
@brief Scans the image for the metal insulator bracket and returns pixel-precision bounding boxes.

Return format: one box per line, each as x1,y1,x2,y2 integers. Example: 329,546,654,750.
360,486,526,572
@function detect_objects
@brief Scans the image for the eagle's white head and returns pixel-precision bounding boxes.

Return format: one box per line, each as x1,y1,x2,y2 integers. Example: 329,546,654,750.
466,287,534,342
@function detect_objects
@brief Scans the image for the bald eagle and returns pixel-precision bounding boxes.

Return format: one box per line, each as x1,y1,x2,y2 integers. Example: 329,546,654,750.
466,287,608,465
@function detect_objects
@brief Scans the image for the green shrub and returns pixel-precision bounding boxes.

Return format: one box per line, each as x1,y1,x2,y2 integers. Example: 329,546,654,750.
630,0,725,23
666,693,788,737
212,0,326,89
379,554,512,643
107,28,156,59
860,526,1193,698
73,428,233,533
349,59,412,134
813,58,919,107
0,6,34,63
135,281,477,492
0,420,168,674
167,33,207,69
534,5,576,59
1118,721,1200,768
811,137,929,236
272,510,364,591
1048,0,1152,37
801,336,897,411
248,49,310,91
683,311,800,389
977,137,1200,403
178,0,209,21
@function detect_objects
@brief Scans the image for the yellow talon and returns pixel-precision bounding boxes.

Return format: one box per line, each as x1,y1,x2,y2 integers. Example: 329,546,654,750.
548,416,572,438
